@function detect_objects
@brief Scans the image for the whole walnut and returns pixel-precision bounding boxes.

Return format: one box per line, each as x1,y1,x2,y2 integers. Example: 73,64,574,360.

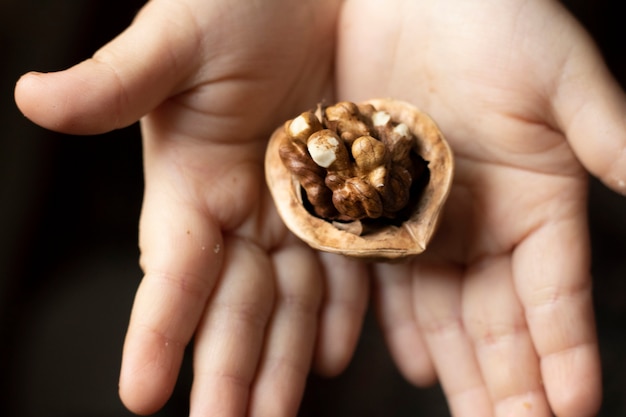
265,98,453,261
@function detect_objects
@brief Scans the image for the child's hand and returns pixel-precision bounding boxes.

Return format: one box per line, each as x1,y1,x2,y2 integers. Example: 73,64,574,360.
16,0,626,415
338,0,625,415
15,0,369,415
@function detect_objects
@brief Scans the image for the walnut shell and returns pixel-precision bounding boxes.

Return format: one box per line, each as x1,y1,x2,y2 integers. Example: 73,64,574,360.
265,98,453,261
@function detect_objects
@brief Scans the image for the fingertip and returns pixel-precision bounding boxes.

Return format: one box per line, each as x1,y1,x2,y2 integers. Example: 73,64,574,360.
14,71,51,128
311,350,342,378
119,387,164,417
313,255,370,378
382,323,438,387
564,85,626,195
312,313,360,377
543,345,602,417
372,263,438,388
119,373,171,416
551,34,626,195
16,66,114,135
118,332,182,416
377,324,438,387
14,0,200,136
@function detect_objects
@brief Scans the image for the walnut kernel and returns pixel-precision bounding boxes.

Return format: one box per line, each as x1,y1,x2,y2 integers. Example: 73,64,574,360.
265,99,453,260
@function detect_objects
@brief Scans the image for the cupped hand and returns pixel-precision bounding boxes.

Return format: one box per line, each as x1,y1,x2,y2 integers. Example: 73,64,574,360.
15,0,370,415
338,0,626,416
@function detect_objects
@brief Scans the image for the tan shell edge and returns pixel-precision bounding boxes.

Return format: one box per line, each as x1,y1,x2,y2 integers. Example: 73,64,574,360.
265,98,454,261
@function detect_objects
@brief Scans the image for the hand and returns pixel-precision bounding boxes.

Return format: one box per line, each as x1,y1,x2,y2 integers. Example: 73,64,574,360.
338,0,625,415
15,0,369,415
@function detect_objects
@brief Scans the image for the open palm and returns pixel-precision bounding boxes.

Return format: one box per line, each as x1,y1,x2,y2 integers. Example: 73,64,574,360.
15,0,626,416
338,0,625,416
16,0,371,415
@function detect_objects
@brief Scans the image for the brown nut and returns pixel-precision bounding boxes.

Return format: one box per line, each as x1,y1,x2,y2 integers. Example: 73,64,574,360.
265,98,454,261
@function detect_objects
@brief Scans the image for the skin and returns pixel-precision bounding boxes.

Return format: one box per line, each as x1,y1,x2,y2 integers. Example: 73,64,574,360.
14,0,626,416
339,1,626,416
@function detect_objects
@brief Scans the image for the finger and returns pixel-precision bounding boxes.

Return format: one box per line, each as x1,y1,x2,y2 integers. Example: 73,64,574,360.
412,262,493,417
14,0,199,134
248,244,323,417
190,237,275,417
549,10,626,194
372,262,435,387
463,256,551,417
513,216,602,416
119,198,224,414
313,252,369,377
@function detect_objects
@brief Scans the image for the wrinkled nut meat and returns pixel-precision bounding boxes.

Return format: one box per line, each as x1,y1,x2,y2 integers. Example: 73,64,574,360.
265,98,453,260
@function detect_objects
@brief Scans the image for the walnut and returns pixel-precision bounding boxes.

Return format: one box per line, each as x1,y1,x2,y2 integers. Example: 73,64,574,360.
265,98,454,261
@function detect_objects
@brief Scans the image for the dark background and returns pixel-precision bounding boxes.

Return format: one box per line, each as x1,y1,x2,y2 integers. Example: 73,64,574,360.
1,1,624,416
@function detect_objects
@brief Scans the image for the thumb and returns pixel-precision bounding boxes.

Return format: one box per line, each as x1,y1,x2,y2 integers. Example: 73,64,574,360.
552,22,626,194
14,0,198,135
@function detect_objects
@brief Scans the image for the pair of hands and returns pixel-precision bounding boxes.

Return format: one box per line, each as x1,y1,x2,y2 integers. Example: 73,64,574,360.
15,0,626,416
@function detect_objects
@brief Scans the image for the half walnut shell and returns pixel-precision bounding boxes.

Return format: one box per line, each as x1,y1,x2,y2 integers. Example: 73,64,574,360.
265,98,453,261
